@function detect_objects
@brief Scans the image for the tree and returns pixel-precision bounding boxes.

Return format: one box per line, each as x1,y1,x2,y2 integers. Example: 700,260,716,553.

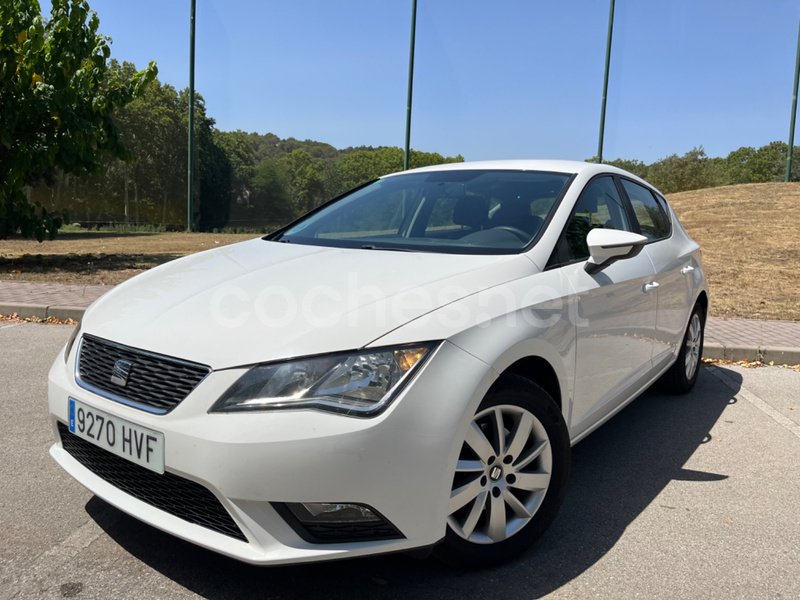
108,62,185,224
250,132,281,163
646,147,719,194
340,146,464,190
751,141,789,183
279,148,325,214
604,158,649,180
248,159,293,223
339,149,387,190
279,137,338,160
0,0,156,240
215,129,255,208
724,145,759,184
176,90,231,231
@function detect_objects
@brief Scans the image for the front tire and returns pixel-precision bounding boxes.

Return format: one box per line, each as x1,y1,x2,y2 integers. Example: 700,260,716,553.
434,375,570,567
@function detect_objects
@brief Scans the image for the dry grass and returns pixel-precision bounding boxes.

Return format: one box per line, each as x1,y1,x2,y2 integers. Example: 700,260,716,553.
668,182,800,321
0,231,256,285
1,183,799,320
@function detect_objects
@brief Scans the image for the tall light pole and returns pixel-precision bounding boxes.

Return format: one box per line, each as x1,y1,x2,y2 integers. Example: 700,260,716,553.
404,0,418,171
597,0,615,164
187,0,196,231
786,17,800,182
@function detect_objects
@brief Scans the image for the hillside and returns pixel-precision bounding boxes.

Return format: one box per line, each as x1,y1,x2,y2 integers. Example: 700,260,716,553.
668,182,800,321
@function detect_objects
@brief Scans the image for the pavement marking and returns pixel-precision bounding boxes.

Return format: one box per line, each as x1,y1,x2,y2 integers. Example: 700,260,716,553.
0,322,23,330
709,366,800,441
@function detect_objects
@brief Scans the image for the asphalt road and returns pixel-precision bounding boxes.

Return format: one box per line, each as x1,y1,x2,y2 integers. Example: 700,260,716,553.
1,322,799,600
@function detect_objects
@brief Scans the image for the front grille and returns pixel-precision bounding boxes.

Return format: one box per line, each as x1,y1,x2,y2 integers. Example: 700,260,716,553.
77,334,210,413
58,422,247,542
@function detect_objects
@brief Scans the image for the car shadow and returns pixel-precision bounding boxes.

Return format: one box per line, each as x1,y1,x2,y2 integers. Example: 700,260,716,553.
84,366,742,600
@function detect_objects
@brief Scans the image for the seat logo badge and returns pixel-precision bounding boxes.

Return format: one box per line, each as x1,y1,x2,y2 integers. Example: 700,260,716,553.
110,359,134,387
490,466,503,481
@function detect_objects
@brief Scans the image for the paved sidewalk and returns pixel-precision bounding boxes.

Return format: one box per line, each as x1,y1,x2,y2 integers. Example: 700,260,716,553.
1,280,799,364
705,318,800,364
0,281,109,321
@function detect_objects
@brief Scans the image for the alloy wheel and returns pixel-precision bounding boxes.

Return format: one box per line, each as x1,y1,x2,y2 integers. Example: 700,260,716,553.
684,312,702,380
447,404,552,544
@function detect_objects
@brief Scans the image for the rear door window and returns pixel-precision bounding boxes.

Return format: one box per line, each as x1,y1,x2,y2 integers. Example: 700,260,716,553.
620,179,671,241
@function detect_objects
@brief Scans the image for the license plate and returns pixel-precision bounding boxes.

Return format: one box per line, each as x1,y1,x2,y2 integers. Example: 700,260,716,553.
68,398,165,474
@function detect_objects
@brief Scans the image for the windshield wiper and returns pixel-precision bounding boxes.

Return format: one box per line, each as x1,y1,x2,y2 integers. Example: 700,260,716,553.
360,244,415,252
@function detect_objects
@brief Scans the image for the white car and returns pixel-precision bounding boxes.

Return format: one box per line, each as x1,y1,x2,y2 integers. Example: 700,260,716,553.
48,160,708,567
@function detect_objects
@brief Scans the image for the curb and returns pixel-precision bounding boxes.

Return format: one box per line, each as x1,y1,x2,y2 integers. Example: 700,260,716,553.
0,302,85,322
703,342,800,366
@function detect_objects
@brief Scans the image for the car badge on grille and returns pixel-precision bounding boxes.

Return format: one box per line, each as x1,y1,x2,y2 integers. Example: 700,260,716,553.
110,359,134,387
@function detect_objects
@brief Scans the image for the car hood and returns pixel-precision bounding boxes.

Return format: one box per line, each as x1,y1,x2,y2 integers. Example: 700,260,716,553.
82,239,535,369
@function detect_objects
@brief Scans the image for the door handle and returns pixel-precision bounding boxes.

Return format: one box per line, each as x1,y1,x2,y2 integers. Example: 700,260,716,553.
680,265,695,275
643,282,659,293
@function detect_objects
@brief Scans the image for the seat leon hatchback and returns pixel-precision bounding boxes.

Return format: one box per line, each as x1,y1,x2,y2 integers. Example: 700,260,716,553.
49,160,708,567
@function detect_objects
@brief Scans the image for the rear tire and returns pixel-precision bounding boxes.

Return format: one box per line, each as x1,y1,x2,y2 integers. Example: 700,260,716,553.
663,304,705,393
433,375,570,567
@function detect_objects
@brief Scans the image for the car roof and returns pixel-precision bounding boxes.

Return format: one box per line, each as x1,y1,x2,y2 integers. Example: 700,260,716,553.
389,159,619,177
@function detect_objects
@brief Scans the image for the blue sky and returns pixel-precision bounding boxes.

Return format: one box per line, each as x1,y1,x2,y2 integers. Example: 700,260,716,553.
89,0,798,164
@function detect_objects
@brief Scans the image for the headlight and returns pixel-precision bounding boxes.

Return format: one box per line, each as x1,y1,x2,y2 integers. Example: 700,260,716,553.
211,342,438,417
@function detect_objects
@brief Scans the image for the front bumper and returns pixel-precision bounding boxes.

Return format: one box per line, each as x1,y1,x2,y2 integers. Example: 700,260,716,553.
48,340,493,565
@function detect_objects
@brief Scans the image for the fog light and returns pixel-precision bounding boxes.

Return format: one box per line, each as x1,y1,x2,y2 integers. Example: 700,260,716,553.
275,502,404,543
288,502,381,524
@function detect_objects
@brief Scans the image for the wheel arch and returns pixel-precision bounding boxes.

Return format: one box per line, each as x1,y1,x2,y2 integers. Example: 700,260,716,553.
470,335,572,426
497,356,562,413
695,290,709,321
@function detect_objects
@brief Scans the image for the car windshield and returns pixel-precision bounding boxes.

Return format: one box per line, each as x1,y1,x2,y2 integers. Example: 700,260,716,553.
270,169,573,254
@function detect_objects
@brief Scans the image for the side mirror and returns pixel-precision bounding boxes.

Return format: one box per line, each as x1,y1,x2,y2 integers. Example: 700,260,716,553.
584,229,648,275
